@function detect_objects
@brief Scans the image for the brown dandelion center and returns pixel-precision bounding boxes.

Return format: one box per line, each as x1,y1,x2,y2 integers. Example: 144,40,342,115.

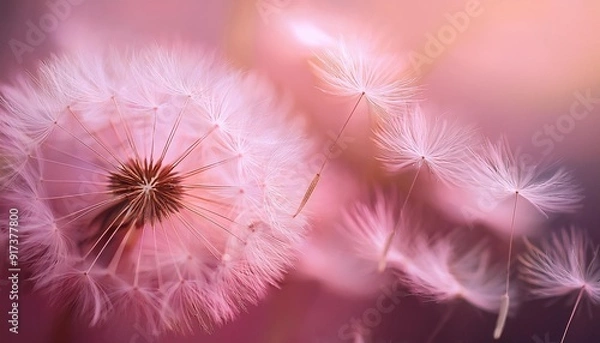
107,159,184,225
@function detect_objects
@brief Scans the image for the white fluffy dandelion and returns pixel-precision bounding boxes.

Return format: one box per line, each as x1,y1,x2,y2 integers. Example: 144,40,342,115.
519,227,600,343
1,46,313,334
468,138,583,339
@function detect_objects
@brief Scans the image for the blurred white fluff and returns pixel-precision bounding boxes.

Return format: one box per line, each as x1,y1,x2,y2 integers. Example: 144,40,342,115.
340,193,510,313
402,233,512,313
339,191,413,271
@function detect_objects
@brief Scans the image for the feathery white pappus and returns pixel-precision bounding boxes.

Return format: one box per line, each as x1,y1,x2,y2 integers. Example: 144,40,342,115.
309,37,419,115
467,138,583,216
374,105,478,186
0,46,313,334
519,227,600,343
520,227,600,303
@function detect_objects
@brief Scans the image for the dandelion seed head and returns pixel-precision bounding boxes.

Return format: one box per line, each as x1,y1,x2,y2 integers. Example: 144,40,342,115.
1,45,313,333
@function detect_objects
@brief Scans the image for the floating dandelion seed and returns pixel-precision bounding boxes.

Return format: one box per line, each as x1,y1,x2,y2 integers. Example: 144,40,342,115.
1,46,312,333
467,138,583,339
293,37,419,217
374,105,477,271
520,228,600,343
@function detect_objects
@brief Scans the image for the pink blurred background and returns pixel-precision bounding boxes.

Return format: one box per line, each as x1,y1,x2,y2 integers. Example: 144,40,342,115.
1,0,600,342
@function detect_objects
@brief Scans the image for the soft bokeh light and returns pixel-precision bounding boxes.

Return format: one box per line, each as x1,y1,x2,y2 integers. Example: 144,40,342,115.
288,20,333,47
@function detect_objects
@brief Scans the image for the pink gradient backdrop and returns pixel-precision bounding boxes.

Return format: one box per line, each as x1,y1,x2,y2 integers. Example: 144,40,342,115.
1,0,599,342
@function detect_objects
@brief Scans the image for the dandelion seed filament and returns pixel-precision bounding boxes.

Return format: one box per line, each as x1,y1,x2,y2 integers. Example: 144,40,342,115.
560,287,585,343
293,92,365,217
